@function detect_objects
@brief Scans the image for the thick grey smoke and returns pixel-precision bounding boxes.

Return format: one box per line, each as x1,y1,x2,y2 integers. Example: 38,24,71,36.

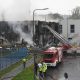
8,21,33,45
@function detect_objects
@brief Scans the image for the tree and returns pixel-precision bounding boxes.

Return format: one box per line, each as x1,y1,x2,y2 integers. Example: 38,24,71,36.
47,13,63,19
53,13,63,19
70,7,80,19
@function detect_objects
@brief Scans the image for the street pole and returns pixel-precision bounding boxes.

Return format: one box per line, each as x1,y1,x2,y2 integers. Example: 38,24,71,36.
67,16,68,40
33,8,48,80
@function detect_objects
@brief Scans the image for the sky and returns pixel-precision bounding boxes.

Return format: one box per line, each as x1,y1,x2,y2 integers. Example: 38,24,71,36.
31,0,80,15
0,0,80,21
0,0,30,21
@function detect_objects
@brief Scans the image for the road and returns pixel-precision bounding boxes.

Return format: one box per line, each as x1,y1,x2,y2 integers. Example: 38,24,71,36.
46,56,80,80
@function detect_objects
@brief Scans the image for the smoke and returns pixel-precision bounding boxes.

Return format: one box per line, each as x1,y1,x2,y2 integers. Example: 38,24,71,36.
0,0,31,21
8,21,33,45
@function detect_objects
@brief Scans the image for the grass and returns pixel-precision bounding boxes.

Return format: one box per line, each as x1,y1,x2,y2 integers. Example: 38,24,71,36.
12,65,34,80
0,54,32,78
12,54,42,80
0,60,22,78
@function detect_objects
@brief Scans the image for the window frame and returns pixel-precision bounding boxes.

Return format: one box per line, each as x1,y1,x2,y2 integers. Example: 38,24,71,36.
70,24,75,33
59,25,62,34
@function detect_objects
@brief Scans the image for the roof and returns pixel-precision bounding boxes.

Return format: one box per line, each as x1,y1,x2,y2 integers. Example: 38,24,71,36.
43,47,58,54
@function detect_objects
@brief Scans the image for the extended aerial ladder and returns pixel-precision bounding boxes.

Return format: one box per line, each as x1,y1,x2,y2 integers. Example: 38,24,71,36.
42,25,72,50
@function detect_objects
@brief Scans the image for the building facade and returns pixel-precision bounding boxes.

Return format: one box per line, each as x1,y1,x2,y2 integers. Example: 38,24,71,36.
60,19,80,46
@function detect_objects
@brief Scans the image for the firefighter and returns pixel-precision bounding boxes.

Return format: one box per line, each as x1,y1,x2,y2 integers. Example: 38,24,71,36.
42,62,47,80
22,58,26,69
38,62,43,80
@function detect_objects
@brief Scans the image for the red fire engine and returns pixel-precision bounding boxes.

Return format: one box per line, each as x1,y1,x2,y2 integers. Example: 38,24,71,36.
42,25,72,67
42,46,63,67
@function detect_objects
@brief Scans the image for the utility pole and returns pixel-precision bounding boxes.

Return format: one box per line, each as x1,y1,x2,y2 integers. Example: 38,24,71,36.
33,8,48,80
67,16,68,40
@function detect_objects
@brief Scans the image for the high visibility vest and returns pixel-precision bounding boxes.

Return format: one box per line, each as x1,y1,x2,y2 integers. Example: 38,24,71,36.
44,63,47,70
22,58,26,62
42,63,47,72
39,66,42,71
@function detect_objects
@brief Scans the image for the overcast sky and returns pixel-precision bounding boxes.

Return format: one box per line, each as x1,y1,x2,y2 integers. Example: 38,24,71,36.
0,0,80,21
0,0,30,21
31,0,80,15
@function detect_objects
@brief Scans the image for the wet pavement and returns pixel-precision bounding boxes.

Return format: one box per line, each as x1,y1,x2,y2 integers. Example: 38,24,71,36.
46,56,80,80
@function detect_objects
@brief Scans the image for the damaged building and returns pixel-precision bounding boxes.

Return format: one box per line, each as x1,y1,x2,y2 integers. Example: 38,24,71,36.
34,21,60,47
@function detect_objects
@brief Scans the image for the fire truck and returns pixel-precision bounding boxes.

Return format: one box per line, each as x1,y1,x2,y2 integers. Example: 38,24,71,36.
41,25,72,67
42,46,63,67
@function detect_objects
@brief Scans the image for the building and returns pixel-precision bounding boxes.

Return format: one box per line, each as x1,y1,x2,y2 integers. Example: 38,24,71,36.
60,19,80,46
34,14,80,47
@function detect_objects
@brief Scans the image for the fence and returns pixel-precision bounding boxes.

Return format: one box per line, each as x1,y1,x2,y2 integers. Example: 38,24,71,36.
0,47,28,70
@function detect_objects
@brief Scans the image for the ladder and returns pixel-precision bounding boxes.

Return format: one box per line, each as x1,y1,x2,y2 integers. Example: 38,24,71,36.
42,25,72,49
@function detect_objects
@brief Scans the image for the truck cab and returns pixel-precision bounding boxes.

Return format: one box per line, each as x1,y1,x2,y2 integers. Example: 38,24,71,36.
42,47,63,67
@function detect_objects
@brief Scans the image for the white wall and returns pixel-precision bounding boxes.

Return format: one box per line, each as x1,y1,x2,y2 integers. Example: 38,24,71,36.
60,19,80,46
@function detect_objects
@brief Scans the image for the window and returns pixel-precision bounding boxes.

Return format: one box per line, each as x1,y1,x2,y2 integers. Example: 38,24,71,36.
43,54,53,59
59,25,62,34
70,25,75,33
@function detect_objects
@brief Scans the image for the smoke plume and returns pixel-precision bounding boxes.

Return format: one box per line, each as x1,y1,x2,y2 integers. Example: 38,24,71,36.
8,21,33,45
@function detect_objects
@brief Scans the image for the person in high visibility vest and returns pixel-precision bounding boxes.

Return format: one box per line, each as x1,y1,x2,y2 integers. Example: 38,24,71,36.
42,62,47,80
22,58,26,69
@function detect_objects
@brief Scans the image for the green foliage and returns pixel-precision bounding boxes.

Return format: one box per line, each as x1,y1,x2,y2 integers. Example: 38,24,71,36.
12,65,34,80
70,7,80,19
